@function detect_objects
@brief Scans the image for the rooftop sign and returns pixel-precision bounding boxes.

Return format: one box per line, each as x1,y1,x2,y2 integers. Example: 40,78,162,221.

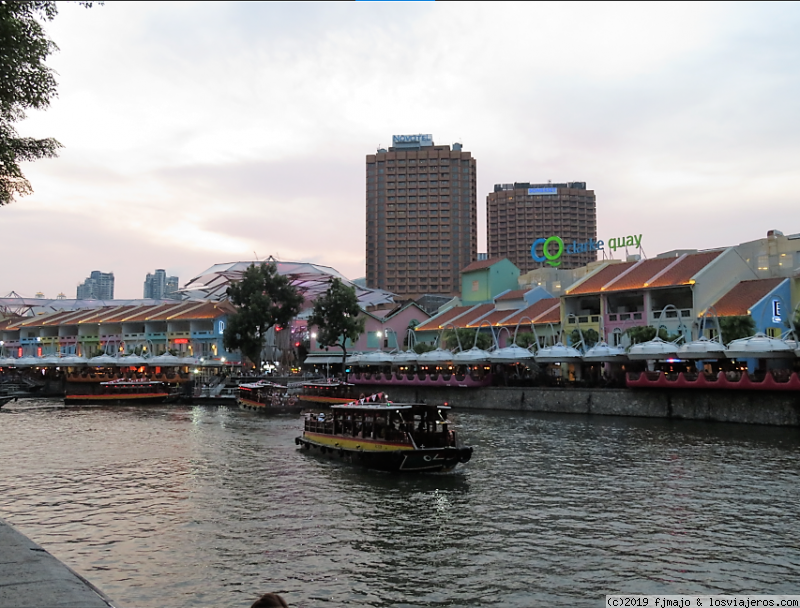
528,187,558,195
392,134,433,146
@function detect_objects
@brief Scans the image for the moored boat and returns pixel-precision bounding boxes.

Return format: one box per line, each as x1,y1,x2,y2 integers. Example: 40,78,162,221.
294,379,361,405
295,400,473,473
64,379,171,405
237,380,303,414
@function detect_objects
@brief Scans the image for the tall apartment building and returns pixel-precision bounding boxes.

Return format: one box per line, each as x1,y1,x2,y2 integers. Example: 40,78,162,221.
366,134,477,297
144,269,181,300
76,270,115,300
487,182,597,272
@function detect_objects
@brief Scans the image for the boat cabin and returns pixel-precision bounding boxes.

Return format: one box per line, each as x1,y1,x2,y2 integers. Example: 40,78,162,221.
304,403,456,448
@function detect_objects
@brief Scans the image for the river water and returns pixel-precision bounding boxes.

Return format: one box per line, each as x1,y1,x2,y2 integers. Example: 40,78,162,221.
1,398,799,608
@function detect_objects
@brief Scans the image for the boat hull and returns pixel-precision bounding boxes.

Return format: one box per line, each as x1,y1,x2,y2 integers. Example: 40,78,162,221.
64,393,169,405
295,433,473,473
237,397,305,414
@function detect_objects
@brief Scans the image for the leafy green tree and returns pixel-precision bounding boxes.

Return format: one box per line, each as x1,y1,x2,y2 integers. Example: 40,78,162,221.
308,278,365,368
514,331,538,349
0,1,97,206
442,328,493,351
413,342,436,355
718,315,756,345
223,262,303,370
570,328,599,348
625,326,680,345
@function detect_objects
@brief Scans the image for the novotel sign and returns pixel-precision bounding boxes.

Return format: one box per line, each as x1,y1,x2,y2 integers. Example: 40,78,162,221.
528,187,558,195
532,233,643,267
392,134,433,146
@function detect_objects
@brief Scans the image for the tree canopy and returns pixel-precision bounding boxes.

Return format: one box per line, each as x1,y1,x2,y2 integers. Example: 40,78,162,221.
718,315,756,345
441,327,493,351
308,278,365,367
0,1,96,206
222,262,304,370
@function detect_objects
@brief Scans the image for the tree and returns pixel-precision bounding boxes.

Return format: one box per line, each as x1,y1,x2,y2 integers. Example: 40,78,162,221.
223,262,303,371
413,342,436,355
625,326,680,345
441,328,493,351
569,328,599,349
0,1,97,206
308,278,365,369
718,315,756,345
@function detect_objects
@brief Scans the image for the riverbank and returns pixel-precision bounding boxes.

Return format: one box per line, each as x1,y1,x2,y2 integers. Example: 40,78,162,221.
0,516,116,608
364,385,800,427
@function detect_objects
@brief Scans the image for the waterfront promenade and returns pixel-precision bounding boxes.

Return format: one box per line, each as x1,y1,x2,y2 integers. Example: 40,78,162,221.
0,517,115,608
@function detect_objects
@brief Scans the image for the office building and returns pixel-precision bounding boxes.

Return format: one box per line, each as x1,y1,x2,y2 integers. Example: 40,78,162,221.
144,269,181,300
76,270,114,300
366,134,477,297
487,181,597,272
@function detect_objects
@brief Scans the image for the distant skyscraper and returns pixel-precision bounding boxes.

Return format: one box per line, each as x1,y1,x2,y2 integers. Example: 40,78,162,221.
144,269,180,300
77,270,114,300
366,134,477,297
487,181,597,272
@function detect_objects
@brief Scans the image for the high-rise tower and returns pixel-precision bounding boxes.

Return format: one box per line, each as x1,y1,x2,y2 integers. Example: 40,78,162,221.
366,135,477,296
487,181,597,272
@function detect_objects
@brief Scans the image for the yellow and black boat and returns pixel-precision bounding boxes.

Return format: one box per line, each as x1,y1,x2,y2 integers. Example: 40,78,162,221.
295,400,473,473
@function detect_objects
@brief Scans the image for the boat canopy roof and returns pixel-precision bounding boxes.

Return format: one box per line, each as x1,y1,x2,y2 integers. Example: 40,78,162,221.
330,402,450,412
100,379,165,386
239,380,286,389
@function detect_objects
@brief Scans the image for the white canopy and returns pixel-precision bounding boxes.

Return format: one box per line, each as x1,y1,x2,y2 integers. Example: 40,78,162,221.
627,337,679,360
357,351,394,365
417,348,454,364
391,350,418,365
453,347,492,364
535,342,582,363
490,344,535,363
678,337,726,359
725,333,795,359
88,354,120,366
582,342,627,362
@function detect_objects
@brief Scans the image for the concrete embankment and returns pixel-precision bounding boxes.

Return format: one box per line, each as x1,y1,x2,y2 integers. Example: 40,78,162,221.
366,385,800,427
0,517,116,608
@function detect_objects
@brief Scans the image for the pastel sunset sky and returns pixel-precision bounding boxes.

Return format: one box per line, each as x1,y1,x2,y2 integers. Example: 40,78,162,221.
5,1,799,299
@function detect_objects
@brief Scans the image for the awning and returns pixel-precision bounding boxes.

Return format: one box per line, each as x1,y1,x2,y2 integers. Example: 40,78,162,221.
303,355,345,365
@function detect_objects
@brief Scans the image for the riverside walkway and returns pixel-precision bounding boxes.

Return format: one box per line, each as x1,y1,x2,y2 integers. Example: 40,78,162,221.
0,517,116,608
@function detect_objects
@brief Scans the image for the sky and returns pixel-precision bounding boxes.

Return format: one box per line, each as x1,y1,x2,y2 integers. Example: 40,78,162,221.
4,1,800,299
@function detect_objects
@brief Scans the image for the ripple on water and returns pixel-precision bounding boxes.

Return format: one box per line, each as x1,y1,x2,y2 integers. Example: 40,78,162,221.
2,400,800,607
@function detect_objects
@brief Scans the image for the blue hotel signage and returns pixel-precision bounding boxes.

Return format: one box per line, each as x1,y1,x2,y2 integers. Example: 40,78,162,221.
528,187,558,195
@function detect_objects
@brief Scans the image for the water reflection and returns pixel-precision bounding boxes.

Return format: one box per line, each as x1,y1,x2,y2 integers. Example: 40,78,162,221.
1,400,799,607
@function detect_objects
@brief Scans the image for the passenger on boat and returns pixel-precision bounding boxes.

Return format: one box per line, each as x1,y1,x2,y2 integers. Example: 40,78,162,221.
251,592,289,608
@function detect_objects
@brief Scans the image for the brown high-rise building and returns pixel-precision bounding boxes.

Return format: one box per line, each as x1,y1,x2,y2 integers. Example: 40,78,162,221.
487,182,597,272
366,135,477,296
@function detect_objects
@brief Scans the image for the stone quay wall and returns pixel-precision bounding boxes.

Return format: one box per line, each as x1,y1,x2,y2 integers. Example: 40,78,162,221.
362,385,800,427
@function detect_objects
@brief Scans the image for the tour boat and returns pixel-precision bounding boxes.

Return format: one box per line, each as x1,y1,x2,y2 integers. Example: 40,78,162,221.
64,379,171,405
237,380,303,414
295,399,473,473
295,379,362,405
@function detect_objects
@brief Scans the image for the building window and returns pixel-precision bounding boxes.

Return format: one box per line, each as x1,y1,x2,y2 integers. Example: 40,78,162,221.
472,280,479,292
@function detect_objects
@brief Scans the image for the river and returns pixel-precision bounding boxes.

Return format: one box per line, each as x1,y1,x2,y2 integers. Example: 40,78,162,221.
1,398,799,607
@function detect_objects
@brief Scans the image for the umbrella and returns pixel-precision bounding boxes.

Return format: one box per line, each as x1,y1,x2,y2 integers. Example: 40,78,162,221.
535,342,582,363
453,347,492,364
627,337,678,360
678,336,726,360
417,348,454,364
358,351,394,365
88,354,120,366
725,333,794,359
582,342,627,362
490,344,535,363
391,350,418,365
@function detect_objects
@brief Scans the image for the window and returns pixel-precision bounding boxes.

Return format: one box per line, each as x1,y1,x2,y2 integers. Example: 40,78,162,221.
472,280,479,292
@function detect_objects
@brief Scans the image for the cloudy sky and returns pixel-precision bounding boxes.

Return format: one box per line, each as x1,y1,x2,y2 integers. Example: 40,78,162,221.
5,1,799,299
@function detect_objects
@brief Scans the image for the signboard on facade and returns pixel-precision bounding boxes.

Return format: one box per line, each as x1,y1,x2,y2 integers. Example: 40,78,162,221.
528,187,558,195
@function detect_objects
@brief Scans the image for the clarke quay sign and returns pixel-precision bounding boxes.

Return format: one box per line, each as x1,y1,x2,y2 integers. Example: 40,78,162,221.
531,233,643,267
